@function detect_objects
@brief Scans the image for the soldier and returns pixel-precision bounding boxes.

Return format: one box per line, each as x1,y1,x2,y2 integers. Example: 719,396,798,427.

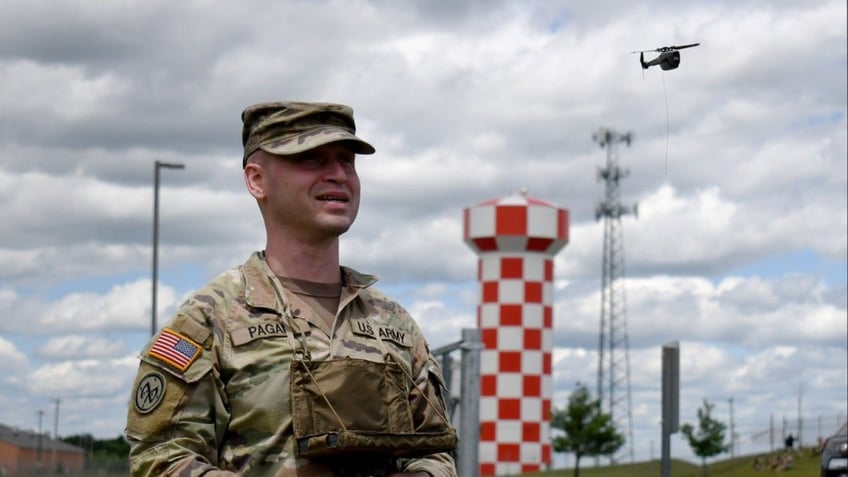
125,101,458,477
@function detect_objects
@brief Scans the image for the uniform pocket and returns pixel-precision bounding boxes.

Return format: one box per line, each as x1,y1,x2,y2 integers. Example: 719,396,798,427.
291,358,414,436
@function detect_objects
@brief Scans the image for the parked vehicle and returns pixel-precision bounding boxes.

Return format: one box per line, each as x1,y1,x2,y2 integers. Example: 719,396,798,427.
821,421,848,477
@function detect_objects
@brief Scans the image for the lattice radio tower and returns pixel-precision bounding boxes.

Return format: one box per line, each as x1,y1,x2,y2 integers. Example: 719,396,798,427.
593,127,636,464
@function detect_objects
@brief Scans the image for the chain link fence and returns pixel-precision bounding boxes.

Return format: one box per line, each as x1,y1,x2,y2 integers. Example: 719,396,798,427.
748,413,846,452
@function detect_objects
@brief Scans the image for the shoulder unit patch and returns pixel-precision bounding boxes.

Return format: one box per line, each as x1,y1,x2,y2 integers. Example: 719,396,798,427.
134,371,166,414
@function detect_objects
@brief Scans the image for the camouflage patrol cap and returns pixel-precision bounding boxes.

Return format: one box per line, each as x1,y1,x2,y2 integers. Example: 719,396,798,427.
241,101,375,167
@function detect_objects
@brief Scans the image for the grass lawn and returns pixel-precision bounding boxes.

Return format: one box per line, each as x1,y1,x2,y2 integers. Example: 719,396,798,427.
522,448,819,477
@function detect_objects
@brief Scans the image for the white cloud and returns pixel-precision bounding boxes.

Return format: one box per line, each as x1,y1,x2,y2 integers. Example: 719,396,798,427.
27,356,138,398
0,60,127,121
0,335,28,371
37,335,127,360
2,279,179,333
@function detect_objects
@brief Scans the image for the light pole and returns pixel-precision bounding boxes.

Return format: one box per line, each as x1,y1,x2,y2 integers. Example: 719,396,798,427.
152,160,185,336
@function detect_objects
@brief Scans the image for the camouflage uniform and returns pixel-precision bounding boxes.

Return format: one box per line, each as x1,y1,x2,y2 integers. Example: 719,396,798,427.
126,252,457,477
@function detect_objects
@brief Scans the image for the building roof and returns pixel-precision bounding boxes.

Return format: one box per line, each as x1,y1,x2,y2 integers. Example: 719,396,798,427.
0,423,84,453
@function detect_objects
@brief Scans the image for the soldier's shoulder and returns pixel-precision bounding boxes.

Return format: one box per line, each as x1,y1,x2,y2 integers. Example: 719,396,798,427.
361,286,407,313
175,266,245,315
361,287,425,331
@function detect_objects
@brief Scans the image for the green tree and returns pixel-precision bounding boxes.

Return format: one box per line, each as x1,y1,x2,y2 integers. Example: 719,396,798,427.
680,399,729,477
63,434,130,472
551,382,625,477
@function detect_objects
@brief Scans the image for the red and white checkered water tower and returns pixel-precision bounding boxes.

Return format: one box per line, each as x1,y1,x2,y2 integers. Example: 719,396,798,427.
463,190,569,476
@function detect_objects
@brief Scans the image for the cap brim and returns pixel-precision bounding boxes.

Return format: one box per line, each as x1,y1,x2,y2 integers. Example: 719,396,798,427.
259,128,375,156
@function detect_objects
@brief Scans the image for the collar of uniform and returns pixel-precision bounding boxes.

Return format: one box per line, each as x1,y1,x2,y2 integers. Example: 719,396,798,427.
241,252,280,311
340,266,379,289
239,251,379,311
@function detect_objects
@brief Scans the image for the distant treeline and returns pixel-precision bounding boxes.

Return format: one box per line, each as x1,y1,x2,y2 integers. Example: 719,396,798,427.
62,434,130,472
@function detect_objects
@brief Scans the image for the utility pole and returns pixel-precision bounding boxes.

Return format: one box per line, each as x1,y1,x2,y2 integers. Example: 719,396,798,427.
152,160,185,336
593,127,637,464
37,409,44,471
729,397,735,458
51,398,60,473
769,414,774,452
770,413,775,451
797,383,803,448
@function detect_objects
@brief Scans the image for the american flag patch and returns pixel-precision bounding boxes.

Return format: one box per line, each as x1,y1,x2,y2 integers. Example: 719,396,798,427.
149,328,201,371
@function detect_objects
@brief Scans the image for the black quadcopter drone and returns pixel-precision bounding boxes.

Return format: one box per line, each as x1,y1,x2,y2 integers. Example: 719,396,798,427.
635,43,700,70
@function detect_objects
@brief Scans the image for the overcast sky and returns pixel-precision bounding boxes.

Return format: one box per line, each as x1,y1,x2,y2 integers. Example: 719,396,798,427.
0,0,845,467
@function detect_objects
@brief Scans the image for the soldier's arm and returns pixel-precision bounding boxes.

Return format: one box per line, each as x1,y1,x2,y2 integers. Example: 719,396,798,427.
126,361,236,476
126,317,235,477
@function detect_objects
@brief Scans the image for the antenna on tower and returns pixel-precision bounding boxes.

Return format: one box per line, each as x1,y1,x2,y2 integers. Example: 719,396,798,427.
593,127,637,464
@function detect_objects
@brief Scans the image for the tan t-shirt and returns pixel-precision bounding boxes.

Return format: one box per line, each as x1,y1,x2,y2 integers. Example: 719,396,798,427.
277,276,341,334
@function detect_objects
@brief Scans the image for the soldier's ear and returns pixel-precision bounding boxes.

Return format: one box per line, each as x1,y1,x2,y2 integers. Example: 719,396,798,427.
244,161,267,200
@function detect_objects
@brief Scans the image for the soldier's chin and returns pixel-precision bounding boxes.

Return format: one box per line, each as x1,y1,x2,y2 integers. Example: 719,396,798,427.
322,220,354,237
